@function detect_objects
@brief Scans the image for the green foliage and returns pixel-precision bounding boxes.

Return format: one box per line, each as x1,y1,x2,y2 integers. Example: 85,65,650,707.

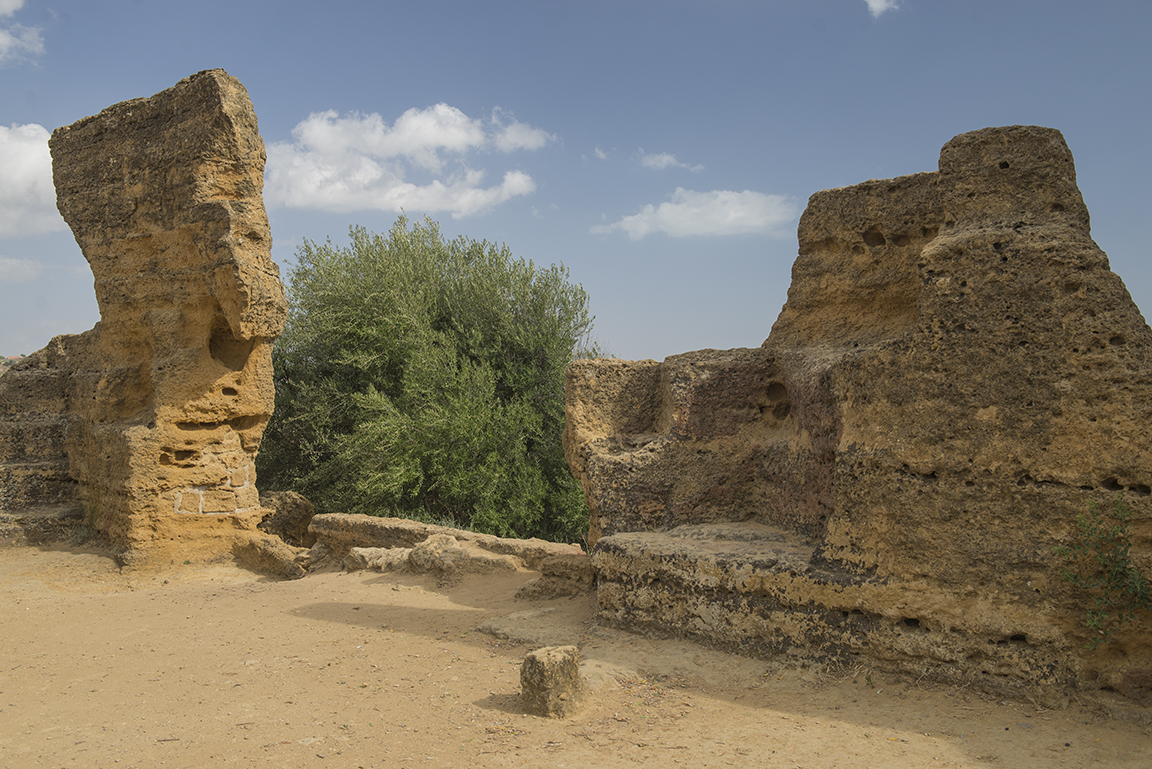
257,217,597,543
1055,496,1152,649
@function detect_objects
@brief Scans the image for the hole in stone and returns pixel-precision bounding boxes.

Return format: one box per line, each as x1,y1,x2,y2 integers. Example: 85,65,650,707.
862,226,886,247
209,321,254,372
964,480,975,487
1134,485,1151,497
999,161,1010,169
766,382,788,402
1109,335,1126,346
902,618,921,628
174,450,196,461
892,233,911,247
1051,202,1065,212
222,387,239,396
772,403,791,419
992,242,1003,251
1102,478,1123,491
1009,634,1027,643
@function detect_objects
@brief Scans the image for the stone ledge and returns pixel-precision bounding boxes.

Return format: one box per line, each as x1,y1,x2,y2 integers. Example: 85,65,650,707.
0,503,85,545
592,522,1077,706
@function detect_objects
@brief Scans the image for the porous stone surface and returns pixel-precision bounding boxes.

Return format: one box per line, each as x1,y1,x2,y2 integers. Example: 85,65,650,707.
520,646,587,718
566,126,1152,704
232,534,306,580
0,338,84,543
515,553,594,600
258,491,317,547
309,513,584,570
0,70,287,567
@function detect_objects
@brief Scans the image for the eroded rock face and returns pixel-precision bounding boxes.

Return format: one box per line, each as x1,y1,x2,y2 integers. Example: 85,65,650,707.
566,126,1152,703
10,69,288,565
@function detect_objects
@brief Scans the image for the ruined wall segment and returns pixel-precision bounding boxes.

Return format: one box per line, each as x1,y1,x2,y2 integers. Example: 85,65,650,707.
566,126,1152,704
44,69,287,564
0,336,85,542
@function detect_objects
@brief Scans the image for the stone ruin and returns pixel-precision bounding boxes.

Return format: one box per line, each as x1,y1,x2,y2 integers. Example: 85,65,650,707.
565,126,1152,705
0,73,1147,707
0,70,288,567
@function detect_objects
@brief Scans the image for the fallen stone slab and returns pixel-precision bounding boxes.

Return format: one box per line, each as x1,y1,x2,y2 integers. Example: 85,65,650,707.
309,513,584,570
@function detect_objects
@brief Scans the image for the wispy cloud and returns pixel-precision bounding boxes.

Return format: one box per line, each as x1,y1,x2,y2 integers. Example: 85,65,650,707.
265,105,552,218
0,0,43,67
0,255,43,282
864,0,899,18
639,150,704,173
491,108,555,152
591,188,798,240
0,123,66,238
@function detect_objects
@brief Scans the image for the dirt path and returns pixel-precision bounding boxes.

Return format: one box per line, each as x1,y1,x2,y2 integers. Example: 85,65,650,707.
1,543,1148,768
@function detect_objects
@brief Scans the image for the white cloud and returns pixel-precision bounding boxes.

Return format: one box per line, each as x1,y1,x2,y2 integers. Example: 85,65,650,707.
0,0,43,67
0,0,26,18
0,123,66,238
0,255,43,282
491,108,555,152
865,0,899,18
594,147,608,160
591,188,799,240
265,106,551,218
639,150,704,173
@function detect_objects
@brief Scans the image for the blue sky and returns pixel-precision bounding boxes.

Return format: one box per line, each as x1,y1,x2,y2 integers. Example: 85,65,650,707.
1,0,1149,360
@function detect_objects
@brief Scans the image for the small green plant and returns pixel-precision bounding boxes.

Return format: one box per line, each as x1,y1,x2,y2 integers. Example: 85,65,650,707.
68,524,93,546
1055,496,1152,649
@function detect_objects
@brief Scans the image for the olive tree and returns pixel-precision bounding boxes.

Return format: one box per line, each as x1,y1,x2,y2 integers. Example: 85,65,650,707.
257,217,596,543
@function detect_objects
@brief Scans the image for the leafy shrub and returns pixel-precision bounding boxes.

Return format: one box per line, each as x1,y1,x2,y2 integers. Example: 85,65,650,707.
257,217,597,543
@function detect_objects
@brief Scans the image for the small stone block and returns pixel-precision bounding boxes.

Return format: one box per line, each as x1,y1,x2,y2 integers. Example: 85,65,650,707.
178,490,201,513
200,488,237,513
520,645,587,718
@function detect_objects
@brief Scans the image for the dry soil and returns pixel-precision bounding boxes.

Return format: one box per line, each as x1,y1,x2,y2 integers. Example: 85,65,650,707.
1,542,1149,768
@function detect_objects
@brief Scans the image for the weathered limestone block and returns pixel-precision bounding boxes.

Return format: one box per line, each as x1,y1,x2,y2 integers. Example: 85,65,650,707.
343,546,412,572
258,490,317,547
515,553,594,600
232,533,306,580
567,126,1152,705
18,69,289,566
342,536,523,576
309,513,584,569
520,646,587,718
0,337,82,519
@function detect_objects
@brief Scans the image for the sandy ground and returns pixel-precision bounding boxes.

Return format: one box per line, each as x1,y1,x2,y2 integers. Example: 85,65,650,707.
1,542,1149,769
